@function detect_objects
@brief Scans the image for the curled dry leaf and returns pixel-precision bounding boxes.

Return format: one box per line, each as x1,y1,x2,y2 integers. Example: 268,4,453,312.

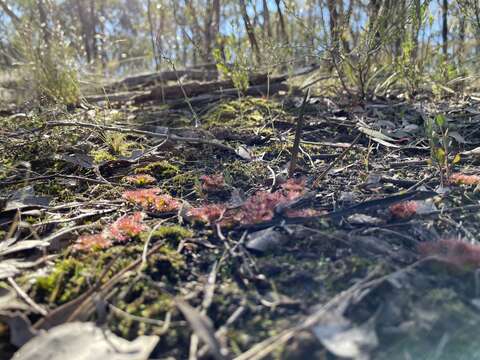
12,322,159,360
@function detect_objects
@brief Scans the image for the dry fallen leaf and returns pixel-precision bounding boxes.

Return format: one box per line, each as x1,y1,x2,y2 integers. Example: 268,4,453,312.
12,322,159,360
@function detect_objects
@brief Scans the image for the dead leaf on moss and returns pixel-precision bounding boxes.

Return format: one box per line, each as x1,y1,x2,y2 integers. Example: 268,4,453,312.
12,322,159,360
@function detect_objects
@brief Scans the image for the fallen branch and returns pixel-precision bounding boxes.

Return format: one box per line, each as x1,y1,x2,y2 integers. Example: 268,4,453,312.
44,121,239,155
166,82,290,109
133,63,319,104
83,90,148,104
103,69,219,92
83,64,317,105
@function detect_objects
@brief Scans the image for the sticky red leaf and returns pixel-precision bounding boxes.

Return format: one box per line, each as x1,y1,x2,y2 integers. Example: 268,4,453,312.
187,204,226,224
106,212,146,242
238,191,286,224
122,188,180,213
200,174,226,192
73,234,112,252
280,177,306,200
449,173,480,186
389,201,418,219
418,239,480,271
123,174,156,185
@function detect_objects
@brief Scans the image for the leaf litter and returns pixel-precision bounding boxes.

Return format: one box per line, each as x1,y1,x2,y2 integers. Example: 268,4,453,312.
3,93,480,359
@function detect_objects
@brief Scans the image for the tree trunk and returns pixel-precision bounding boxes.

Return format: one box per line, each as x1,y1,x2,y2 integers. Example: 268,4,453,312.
442,0,448,57
212,0,221,42
239,0,261,63
204,0,220,61
147,0,159,70
98,0,108,69
394,0,406,57
89,0,98,62
459,13,465,64
262,0,272,37
411,0,421,62
184,0,207,62
327,0,339,47
36,0,51,46
75,0,92,63
157,3,165,61
0,0,21,25
275,0,288,44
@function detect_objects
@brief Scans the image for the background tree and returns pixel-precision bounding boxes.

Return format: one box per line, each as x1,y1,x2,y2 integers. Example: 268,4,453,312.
0,0,479,102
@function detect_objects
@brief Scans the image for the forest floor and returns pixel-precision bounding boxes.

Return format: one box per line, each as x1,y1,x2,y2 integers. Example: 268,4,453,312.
2,84,480,360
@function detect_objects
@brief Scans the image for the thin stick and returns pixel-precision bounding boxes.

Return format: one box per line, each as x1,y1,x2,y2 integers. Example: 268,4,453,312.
44,121,237,154
312,133,362,188
288,88,310,177
8,277,47,316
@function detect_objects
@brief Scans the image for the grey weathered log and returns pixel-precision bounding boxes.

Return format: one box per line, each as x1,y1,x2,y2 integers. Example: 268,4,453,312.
134,63,318,104
103,69,219,92
83,90,148,104
84,64,318,105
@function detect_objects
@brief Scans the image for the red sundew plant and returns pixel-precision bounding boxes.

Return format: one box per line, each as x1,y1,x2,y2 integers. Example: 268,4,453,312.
123,188,161,208
187,178,315,227
107,212,146,242
449,173,480,186
153,194,182,213
200,174,226,192
389,201,418,219
418,239,480,271
122,188,181,213
280,177,306,200
123,174,156,186
187,204,227,224
73,234,112,252
237,191,286,224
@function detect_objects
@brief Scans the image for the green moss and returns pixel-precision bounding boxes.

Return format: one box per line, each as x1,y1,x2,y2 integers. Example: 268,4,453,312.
152,225,193,241
252,141,290,162
34,180,76,202
90,148,116,163
224,160,269,189
171,172,197,188
156,245,185,270
113,288,175,339
421,288,468,315
35,258,86,304
202,97,286,129
135,160,180,178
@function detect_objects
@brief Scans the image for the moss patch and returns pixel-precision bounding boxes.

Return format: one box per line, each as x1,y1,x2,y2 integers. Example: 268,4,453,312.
34,258,87,304
202,97,287,129
146,225,193,241
91,148,116,163
135,160,180,178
